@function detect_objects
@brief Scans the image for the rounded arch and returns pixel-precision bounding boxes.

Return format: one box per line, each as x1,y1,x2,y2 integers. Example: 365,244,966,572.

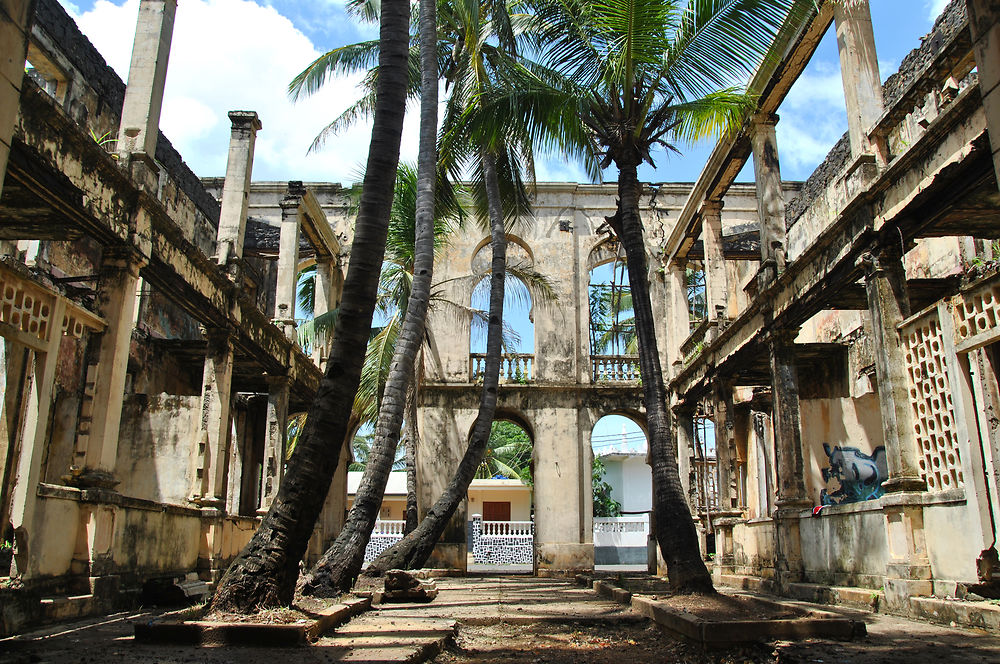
471,233,535,274
466,408,535,444
587,237,624,272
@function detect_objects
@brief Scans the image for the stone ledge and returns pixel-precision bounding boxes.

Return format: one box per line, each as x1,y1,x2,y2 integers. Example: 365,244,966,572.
786,582,883,613
909,596,1000,632
132,597,371,647
631,594,866,649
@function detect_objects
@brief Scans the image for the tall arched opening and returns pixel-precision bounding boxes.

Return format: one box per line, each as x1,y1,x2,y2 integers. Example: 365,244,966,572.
468,412,534,572
591,413,651,571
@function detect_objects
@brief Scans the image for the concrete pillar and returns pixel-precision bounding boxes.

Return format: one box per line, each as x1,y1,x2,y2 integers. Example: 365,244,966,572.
116,0,176,162
191,327,234,508
861,246,926,493
750,114,787,287
0,0,37,200
833,0,884,158
768,329,808,506
214,111,262,269
312,258,333,365
701,199,728,323
665,261,690,375
534,406,593,575
260,375,289,512
274,198,300,341
9,299,66,575
713,382,738,511
967,0,1000,186
68,249,145,488
767,328,808,591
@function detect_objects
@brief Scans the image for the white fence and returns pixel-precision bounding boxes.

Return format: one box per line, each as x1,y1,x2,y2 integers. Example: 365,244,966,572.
364,520,405,562
594,515,649,565
471,515,534,565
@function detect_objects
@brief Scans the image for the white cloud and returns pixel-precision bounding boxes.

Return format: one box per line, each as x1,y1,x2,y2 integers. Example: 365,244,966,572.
66,0,417,185
925,0,949,21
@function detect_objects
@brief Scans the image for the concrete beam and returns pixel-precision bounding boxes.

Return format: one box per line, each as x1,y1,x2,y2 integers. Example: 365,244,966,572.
834,0,883,159
750,114,787,287
116,0,176,162
967,0,1000,185
0,0,37,200
215,111,261,269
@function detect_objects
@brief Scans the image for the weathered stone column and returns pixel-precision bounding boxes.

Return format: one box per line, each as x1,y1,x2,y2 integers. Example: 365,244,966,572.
214,111,262,269
701,199,728,325
69,249,145,488
965,0,1000,185
713,382,737,511
274,197,301,341
664,261,691,375
0,0,37,200
767,328,808,591
191,327,234,508
861,246,925,492
260,375,289,512
862,245,932,612
833,0,884,158
115,0,176,163
9,298,67,575
750,114,787,287
312,257,334,364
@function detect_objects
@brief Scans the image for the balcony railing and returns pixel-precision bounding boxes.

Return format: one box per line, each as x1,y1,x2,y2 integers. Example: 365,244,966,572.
591,355,640,382
469,353,533,383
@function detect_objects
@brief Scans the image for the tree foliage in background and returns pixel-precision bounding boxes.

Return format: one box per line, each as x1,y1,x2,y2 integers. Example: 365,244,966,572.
592,456,622,517
477,420,532,481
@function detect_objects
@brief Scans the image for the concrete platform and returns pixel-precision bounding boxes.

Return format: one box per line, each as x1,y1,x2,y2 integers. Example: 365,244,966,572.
133,597,371,646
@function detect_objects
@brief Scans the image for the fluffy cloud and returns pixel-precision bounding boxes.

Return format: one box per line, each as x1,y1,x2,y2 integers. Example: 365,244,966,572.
925,0,950,21
65,0,417,184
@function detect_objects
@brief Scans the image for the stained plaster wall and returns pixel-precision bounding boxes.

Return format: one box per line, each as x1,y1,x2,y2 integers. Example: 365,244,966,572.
115,394,200,505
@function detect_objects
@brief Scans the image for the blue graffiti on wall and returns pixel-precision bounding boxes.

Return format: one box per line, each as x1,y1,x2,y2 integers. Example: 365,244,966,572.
820,443,888,506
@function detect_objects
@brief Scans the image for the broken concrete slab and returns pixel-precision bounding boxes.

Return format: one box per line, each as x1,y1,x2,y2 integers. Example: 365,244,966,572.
631,594,866,649
132,597,371,647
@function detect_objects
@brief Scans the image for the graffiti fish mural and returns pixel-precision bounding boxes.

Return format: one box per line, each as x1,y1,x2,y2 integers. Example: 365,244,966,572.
820,443,888,505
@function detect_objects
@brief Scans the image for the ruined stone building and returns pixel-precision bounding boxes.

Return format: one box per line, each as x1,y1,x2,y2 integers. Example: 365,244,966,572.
2,0,1000,638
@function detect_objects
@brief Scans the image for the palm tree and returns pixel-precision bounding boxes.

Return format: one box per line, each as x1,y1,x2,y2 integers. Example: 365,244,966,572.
478,420,533,480
364,0,594,575
349,430,407,471
298,0,444,593
209,0,411,612
532,0,814,593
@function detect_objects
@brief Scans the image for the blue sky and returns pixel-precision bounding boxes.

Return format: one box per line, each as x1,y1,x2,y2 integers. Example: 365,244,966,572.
60,0,950,185
59,0,951,452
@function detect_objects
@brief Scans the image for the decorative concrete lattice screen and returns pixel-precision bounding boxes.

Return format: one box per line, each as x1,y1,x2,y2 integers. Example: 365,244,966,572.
0,268,90,344
952,278,1000,349
471,515,533,565
902,309,963,490
364,520,405,562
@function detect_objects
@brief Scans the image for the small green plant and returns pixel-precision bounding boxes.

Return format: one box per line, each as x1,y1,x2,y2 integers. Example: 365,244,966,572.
89,129,119,157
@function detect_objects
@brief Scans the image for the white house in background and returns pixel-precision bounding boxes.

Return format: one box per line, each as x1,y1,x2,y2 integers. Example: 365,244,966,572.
598,452,652,514
347,472,532,522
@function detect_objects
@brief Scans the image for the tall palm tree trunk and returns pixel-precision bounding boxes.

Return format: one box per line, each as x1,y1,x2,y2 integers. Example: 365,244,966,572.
365,148,507,574
209,0,410,612
404,371,420,534
614,161,714,594
298,0,440,596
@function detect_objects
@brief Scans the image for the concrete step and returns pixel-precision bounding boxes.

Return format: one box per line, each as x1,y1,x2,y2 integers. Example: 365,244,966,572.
38,594,95,622
718,573,776,594
316,615,457,662
787,582,884,612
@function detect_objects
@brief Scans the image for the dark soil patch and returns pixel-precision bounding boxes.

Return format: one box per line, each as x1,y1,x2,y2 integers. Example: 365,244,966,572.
432,619,777,664
642,593,805,622
203,595,337,624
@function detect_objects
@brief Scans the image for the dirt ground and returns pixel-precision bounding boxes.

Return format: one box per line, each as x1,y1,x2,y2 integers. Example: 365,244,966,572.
432,618,775,664
3,576,1000,663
